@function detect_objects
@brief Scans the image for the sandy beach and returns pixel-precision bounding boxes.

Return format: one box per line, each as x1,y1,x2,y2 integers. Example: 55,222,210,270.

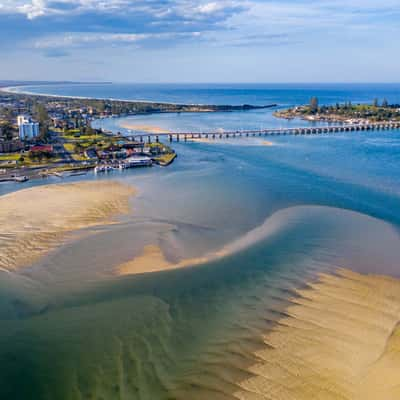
235,268,400,400
0,181,135,272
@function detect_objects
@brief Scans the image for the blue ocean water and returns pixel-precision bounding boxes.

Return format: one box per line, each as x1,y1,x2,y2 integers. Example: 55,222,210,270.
1,83,400,399
10,82,400,106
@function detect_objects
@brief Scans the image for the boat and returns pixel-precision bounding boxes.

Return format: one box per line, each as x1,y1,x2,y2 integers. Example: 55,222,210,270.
14,176,29,183
94,166,106,173
67,171,87,177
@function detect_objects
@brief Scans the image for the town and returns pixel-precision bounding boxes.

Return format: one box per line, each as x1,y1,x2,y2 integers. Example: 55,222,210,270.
0,88,279,182
0,90,179,182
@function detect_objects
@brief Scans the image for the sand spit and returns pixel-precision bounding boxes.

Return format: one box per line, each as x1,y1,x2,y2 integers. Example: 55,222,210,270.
235,268,400,400
117,206,289,276
119,122,170,134
0,181,135,272
117,244,212,275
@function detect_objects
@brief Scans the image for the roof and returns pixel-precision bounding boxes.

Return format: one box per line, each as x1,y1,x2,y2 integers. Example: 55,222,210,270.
30,145,53,153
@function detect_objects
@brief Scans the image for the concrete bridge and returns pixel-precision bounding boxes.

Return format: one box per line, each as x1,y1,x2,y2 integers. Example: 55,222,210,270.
124,122,400,143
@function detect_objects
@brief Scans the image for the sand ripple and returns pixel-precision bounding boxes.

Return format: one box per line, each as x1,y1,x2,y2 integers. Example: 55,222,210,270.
235,269,400,400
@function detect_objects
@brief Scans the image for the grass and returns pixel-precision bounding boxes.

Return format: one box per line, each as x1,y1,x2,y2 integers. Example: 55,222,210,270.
0,153,21,162
50,164,95,173
63,143,89,161
63,143,75,152
154,153,177,166
71,154,88,161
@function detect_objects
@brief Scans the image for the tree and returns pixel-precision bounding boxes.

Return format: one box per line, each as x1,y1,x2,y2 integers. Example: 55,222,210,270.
382,98,389,108
310,97,319,113
1,121,15,140
33,103,50,141
373,98,379,107
74,143,84,154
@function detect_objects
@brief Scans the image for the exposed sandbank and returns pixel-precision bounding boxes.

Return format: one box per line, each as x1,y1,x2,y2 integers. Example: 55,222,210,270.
119,122,170,133
116,207,288,276
261,140,274,146
0,181,135,272
235,268,400,400
117,244,212,275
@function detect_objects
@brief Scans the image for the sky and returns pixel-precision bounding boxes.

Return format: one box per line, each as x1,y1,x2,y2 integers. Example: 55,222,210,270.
0,0,399,83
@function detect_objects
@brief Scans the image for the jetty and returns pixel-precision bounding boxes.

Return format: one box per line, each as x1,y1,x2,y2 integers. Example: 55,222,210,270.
122,121,400,143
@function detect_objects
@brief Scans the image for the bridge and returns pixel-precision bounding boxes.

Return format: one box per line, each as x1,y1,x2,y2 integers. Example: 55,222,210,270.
122,122,400,143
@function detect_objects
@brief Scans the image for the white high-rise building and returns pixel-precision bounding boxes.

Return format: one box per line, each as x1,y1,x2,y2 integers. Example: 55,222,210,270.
17,115,39,140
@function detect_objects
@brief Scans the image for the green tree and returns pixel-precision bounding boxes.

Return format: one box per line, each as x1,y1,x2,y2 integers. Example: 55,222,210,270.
74,143,84,154
382,98,389,108
373,98,379,107
33,103,50,141
1,121,15,140
310,97,319,113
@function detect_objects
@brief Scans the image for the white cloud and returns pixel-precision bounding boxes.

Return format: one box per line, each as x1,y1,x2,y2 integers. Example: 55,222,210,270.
0,0,245,21
34,31,202,49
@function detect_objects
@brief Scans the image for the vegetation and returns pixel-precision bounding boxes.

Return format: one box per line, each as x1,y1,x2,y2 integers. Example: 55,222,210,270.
275,98,400,122
32,102,51,141
153,152,177,166
0,121,16,140
0,153,20,161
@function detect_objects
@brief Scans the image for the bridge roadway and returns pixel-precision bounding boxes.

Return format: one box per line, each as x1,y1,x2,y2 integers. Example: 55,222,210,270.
123,122,400,143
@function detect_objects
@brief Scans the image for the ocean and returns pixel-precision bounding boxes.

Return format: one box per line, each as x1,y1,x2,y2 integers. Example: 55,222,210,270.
1,83,400,399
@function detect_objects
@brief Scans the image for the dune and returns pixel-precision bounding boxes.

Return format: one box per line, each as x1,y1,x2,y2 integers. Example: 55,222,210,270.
0,181,135,272
234,268,400,400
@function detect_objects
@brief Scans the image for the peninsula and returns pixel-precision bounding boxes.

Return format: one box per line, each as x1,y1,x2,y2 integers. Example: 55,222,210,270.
275,97,400,124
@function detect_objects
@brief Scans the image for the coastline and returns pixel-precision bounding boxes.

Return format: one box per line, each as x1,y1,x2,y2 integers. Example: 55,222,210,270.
1,85,277,110
0,85,187,106
0,180,135,272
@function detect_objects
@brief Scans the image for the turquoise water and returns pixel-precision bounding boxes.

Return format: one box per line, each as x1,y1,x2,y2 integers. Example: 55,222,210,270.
1,84,400,399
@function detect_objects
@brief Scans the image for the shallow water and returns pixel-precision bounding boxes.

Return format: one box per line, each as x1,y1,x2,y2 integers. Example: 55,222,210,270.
1,84,400,399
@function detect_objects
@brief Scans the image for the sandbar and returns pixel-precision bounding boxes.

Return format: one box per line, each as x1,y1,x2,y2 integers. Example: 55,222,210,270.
235,268,400,400
0,181,135,272
119,122,170,134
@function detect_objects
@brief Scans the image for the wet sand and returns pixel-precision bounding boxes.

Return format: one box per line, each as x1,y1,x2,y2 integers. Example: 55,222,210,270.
235,268,400,400
0,181,135,272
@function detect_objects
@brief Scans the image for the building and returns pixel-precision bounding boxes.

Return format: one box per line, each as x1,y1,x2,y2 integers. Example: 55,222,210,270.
17,115,39,140
0,140,23,153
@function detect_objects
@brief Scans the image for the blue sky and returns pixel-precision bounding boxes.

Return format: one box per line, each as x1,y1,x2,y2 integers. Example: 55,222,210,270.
0,0,399,82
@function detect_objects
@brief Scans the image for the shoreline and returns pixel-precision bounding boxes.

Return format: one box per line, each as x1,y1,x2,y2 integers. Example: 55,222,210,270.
0,85,277,110
1,85,187,106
